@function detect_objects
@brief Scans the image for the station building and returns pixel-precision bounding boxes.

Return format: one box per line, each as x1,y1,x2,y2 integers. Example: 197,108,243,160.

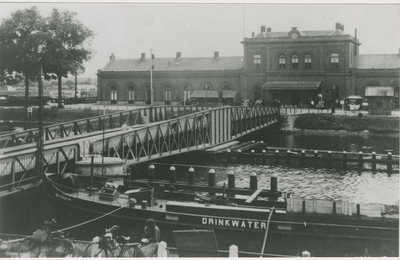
97,22,400,108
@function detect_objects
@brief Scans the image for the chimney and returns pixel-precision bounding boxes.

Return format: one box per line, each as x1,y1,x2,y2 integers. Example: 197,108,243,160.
252,31,255,37
214,51,219,59
109,53,115,61
335,22,341,30
261,26,266,33
141,53,145,60
340,25,344,31
292,27,297,30
267,27,271,33
355,28,357,40
176,52,181,59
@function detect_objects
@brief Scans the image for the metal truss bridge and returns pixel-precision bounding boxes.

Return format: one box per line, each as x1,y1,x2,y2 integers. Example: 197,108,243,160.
0,105,279,193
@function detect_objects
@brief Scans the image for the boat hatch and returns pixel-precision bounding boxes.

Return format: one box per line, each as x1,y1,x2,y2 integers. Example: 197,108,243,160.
166,214,179,221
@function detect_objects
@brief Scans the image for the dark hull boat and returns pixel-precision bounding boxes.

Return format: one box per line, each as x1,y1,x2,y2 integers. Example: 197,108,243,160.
42,166,399,256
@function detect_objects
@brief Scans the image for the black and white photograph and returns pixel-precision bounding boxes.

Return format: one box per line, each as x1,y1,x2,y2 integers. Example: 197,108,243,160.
0,0,399,258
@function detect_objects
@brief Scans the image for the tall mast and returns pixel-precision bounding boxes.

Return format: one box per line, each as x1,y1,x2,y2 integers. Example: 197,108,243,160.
150,48,154,106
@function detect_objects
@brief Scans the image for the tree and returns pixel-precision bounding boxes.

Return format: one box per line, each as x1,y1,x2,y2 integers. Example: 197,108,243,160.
0,7,48,107
43,9,94,108
65,80,74,88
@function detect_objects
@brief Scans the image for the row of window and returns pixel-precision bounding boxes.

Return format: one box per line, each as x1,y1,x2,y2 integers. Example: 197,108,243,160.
254,53,339,69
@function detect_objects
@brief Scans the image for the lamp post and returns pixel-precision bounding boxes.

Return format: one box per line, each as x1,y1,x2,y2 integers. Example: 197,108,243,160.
331,85,336,114
205,85,209,106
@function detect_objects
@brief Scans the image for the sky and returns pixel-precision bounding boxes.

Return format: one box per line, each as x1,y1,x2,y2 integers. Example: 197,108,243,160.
1,1,399,79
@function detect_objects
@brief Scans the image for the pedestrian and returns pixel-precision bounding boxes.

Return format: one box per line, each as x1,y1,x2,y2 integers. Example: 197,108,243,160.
140,218,161,257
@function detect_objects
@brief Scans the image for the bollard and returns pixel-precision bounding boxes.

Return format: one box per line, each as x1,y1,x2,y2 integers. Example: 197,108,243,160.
333,200,336,215
251,150,256,164
149,164,155,182
270,176,277,192
250,172,258,190
169,166,176,183
327,151,332,168
371,152,376,173
302,200,306,214
314,150,318,168
90,236,101,257
227,171,235,198
262,150,267,164
275,150,280,165
358,151,363,174
387,152,393,175
300,150,306,167
229,244,238,258
286,150,291,167
142,200,148,209
342,151,347,172
356,204,361,217
157,241,168,258
302,250,311,257
237,149,242,163
208,169,216,195
226,149,232,163
188,167,194,185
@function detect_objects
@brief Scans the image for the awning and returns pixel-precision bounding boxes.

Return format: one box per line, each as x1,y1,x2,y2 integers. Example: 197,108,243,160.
262,81,321,90
365,86,394,97
222,90,237,98
190,90,219,98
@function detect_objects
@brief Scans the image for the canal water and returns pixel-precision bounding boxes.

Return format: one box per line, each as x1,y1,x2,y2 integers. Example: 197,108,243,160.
0,130,398,257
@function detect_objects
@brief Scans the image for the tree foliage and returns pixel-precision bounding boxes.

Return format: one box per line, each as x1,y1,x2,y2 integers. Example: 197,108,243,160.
0,6,95,108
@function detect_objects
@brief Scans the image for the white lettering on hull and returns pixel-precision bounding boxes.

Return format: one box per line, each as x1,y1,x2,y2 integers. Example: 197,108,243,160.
201,217,268,230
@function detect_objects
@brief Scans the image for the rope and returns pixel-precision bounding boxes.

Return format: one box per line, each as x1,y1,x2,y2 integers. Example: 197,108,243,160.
55,204,128,233
260,206,275,258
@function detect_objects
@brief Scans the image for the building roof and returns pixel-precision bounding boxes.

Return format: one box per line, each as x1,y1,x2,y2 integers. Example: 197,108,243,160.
262,81,321,90
255,29,346,38
354,54,400,69
365,86,394,96
101,56,243,72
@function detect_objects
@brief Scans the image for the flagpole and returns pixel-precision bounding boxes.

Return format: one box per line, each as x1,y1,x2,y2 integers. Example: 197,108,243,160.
150,48,154,106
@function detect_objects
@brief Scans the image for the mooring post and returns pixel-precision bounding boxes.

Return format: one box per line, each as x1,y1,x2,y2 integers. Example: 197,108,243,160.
169,165,176,183
229,244,238,258
302,250,311,257
250,172,258,190
149,164,155,182
371,152,376,173
300,150,306,167
286,150,291,167
237,149,242,163
327,151,332,168
387,152,393,175
262,150,267,164
342,151,347,172
186,167,194,185
227,171,235,197
270,176,277,192
358,151,363,174
157,241,168,258
275,150,280,165
251,150,256,164
356,204,361,217
333,200,336,215
314,150,318,168
226,149,232,163
209,169,216,195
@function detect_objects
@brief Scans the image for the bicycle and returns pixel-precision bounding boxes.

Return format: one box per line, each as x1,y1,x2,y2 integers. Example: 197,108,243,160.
18,219,75,258
85,225,144,257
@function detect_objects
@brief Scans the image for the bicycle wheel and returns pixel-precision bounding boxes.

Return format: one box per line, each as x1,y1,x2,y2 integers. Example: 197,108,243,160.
85,242,107,258
18,237,41,258
121,246,141,257
44,239,75,257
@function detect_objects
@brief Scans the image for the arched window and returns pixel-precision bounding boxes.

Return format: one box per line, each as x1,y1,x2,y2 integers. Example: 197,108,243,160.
292,55,298,69
128,85,135,104
254,86,261,101
110,86,117,104
164,85,171,105
222,85,231,90
304,54,312,69
279,55,286,69
183,85,191,102
146,85,151,104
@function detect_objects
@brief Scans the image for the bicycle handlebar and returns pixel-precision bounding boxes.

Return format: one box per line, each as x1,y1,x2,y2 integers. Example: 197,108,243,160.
43,219,57,226
105,225,119,233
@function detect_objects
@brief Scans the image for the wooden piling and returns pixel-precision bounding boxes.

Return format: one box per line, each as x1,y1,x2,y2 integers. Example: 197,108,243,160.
250,172,258,190
251,150,256,164
387,152,392,175
314,150,318,168
262,150,267,164
237,149,242,163
275,150,280,165
358,151,363,174
208,169,216,195
300,150,306,167
270,176,277,192
327,151,332,168
169,166,176,183
227,171,235,197
286,150,291,167
342,151,347,172
371,152,376,172
149,164,155,182
188,167,194,185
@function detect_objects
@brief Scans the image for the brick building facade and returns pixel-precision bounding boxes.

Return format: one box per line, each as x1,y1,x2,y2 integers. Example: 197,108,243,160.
97,23,399,108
